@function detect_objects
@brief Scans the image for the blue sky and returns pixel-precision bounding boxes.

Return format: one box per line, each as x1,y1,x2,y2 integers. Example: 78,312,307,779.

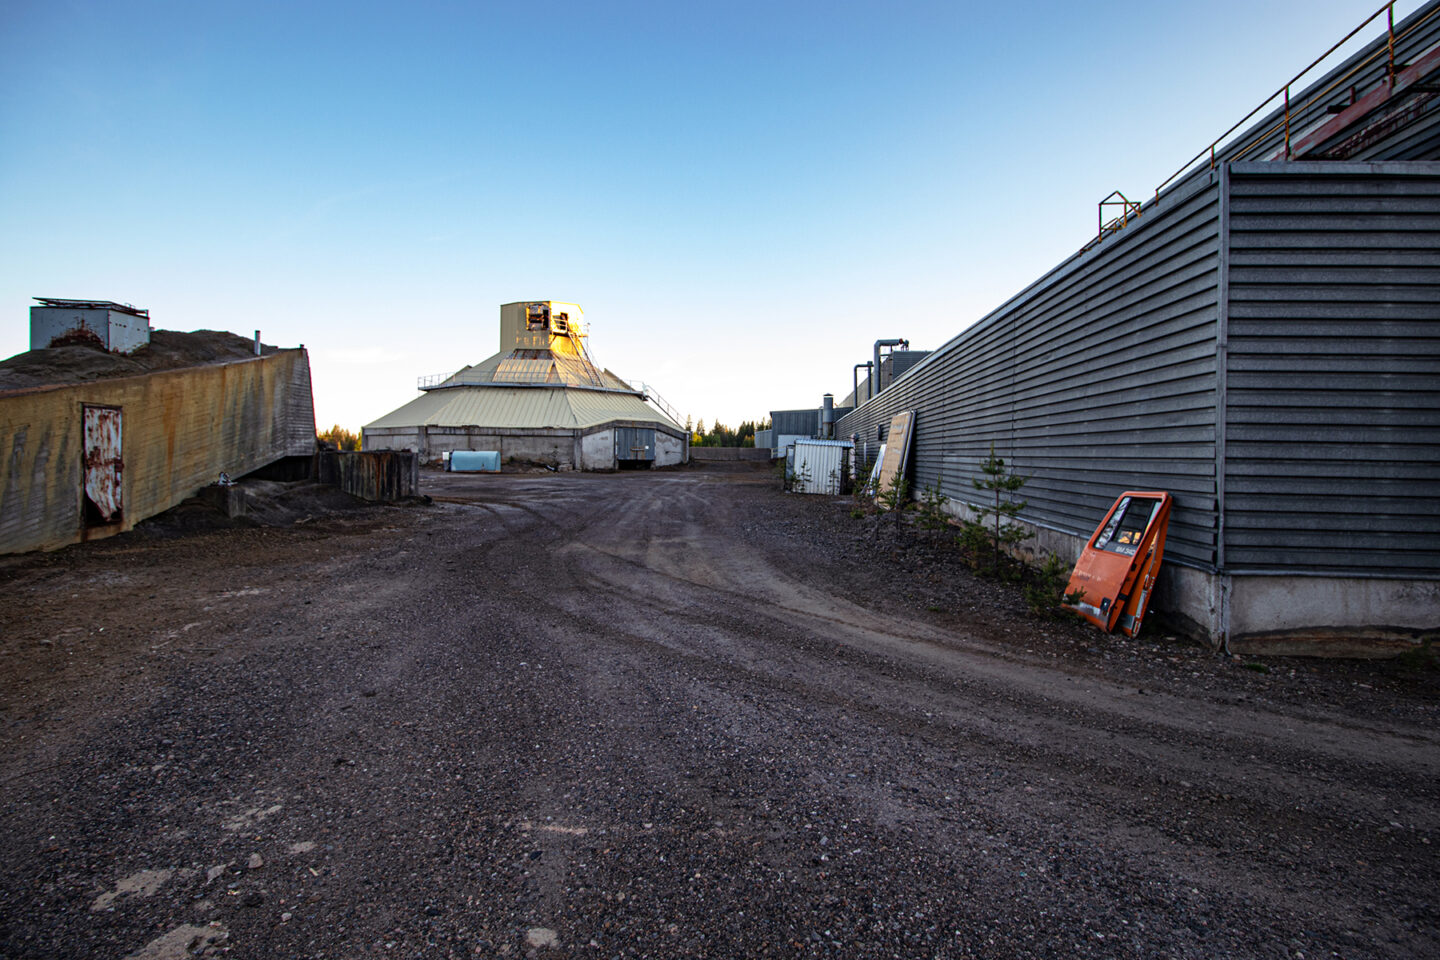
1,0,1420,430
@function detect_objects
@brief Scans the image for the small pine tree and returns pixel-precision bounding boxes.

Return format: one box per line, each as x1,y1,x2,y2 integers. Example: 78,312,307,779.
878,470,910,528
1023,553,1072,616
916,481,950,530
972,442,1028,577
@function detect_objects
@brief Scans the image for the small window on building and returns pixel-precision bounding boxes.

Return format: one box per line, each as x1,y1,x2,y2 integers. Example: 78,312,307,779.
878,423,889,442
526,303,550,331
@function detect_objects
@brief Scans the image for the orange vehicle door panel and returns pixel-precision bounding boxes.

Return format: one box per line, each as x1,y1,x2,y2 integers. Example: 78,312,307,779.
1063,491,1172,637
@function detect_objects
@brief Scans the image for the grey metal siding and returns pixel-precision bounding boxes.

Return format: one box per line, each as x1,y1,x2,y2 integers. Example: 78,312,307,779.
770,409,819,437
838,178,1223,569
1223,164,1440,575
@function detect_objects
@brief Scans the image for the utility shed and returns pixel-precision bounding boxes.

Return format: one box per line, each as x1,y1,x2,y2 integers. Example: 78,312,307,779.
836,3,1440,654
787,439,853,495
0,324,316,554
30,298,153,354
364,302,686,470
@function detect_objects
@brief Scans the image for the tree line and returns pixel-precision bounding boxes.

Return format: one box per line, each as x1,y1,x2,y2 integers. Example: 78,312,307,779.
685,416,770,448
318,424,361,451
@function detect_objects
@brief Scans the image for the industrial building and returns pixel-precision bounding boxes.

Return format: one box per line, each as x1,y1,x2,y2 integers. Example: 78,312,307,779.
363,302,687,470
828,4,1440,653
754,398,853,459
0,300,316,554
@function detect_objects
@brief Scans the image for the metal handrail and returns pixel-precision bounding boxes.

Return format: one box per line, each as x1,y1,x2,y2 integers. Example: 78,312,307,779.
1152,2,1407,200
626,380,684,426
1089,1,1437,251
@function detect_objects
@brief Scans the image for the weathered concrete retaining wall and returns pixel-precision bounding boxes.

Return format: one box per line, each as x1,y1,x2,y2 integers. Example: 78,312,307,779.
690,447,770,462
0,350,315,553
655,432,686,466
317,450,418,502
580,429,614,470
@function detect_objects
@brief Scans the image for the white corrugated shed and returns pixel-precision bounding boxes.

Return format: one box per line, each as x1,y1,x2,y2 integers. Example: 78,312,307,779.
788,439,853,495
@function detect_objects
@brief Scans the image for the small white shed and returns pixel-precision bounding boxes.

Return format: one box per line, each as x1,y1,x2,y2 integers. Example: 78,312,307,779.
787,439,854,495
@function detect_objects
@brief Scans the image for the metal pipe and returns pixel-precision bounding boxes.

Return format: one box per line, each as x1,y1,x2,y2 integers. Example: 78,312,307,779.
853,362,872,405
821,394,834,439
872,339,908,396
1283,85,1291,158
1387,2,1396,87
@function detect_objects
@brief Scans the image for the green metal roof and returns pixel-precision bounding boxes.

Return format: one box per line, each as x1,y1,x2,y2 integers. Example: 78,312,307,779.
366,383,679,432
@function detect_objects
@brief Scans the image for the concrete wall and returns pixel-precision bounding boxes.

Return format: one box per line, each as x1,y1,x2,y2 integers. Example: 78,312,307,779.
366,421,688,472
367,426,579,468
30,307,152,354
0,349,315,553
656,431,686,466
580,429,614,470
689,447,774,462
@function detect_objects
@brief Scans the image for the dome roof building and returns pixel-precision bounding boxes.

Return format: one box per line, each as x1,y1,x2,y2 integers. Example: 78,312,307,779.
363,302,687,470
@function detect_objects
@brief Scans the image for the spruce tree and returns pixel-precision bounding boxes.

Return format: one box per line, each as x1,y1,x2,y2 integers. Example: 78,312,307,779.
971,442,1028,577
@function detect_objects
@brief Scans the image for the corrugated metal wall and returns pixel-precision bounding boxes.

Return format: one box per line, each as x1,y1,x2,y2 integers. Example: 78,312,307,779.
0,350,315,553
839,175,1225,570
770,408,820,437
836,162,1440,580
1223,163,1440,576
834,4,1440,584
614,426,656,460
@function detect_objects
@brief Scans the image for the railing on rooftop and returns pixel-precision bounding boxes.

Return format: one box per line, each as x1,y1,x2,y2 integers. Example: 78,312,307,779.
626,380,684,426
1089,0,1440,248
418,372,456,390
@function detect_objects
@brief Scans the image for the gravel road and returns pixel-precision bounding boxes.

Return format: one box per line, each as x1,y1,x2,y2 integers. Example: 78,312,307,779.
1,464,1436,959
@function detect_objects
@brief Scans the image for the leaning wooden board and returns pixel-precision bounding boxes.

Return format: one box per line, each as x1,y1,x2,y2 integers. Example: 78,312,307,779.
874,411,915,505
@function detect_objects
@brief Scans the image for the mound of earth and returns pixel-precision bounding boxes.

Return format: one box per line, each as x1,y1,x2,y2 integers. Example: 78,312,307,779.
0,330,283,392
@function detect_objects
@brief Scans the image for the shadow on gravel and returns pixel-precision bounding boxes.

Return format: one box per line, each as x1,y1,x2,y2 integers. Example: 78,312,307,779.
131,479,382,539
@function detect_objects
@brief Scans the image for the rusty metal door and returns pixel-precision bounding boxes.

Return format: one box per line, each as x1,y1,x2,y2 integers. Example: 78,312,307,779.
82,405,123,526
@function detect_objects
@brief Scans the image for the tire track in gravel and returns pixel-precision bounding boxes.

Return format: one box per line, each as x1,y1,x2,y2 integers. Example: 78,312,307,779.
478,469,1439,956
3,467,1436,959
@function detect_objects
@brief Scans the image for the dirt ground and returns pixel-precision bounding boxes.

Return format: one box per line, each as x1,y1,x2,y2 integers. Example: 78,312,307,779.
1,463,1436,959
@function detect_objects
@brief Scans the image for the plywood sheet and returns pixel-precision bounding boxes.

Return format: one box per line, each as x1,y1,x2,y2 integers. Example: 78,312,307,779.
874,411,914,505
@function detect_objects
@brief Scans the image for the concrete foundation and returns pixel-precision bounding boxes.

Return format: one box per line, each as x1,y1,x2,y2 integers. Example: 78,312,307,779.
364,422,688,472
940,499,1436,656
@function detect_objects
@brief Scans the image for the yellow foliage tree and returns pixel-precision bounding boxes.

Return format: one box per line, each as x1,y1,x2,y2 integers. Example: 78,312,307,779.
319,424,361,451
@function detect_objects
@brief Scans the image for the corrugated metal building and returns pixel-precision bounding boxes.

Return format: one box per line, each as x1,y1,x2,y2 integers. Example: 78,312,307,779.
787,439,853,495
364,302,687,470
760,405,855,458
0,313,315,554
836,4,1440,653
